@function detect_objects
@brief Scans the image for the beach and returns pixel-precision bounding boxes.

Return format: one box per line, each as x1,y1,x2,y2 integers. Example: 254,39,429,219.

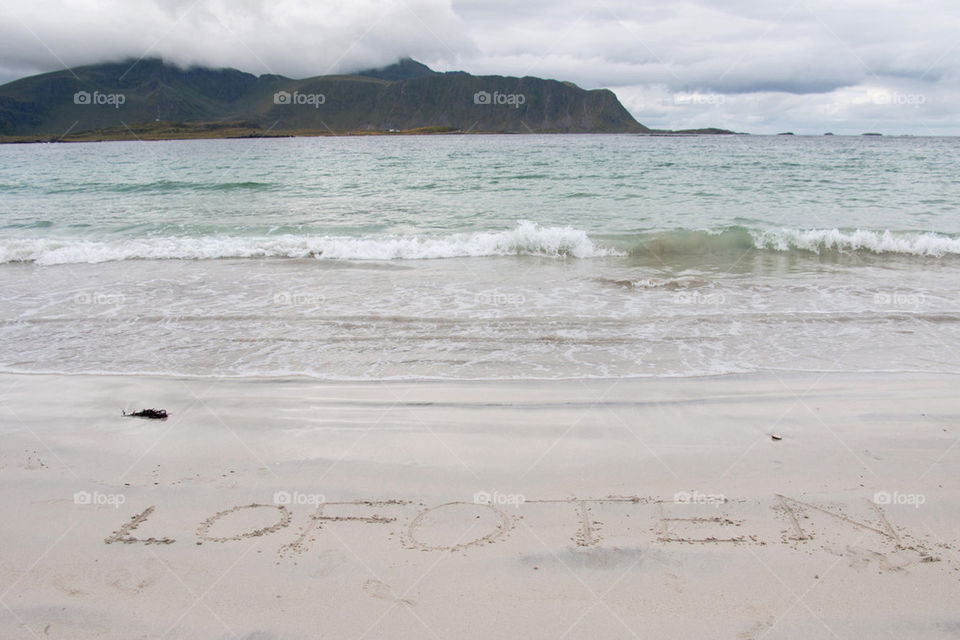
2,371,958,639
2,133,960,638
2,0,959,635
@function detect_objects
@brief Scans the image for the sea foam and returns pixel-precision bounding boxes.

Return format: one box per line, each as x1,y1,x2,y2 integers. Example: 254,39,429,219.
751,228,960,257
3,223,959,265
0,221,616,265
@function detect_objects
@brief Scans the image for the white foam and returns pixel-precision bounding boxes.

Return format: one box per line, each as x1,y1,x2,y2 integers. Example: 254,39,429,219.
0,221,618,265
752,228,960,257
4,224,959,265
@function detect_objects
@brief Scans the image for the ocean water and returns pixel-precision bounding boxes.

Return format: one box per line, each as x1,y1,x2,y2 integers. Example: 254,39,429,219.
1,134,958,379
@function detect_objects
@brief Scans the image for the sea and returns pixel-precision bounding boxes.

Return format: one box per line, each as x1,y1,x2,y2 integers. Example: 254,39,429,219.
1,134,958,380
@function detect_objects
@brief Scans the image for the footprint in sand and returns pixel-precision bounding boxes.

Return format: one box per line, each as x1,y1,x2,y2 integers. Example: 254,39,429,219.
53,576,86,597
52,564,159,598
107,567,157,595
309,550,347,579
738,616,775,639
24,450,47,470
842,546,911,573
363,579,415,607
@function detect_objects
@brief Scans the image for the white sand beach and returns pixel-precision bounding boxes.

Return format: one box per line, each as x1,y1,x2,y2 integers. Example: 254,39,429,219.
1,371,958,639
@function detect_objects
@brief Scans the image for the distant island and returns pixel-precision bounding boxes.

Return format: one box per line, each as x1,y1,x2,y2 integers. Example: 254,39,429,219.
0,58,735,142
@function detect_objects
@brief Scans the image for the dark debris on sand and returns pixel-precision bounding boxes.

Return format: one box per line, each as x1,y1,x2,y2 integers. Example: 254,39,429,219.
123,409,169,419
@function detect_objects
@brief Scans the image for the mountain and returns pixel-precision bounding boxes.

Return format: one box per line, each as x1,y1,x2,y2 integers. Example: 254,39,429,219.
356,58,439,82
0,58,650,137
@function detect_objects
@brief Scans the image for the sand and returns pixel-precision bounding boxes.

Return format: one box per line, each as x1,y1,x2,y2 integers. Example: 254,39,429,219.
1,371,958,639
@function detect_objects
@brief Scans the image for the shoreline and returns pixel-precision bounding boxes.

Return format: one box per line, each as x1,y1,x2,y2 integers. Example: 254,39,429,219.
0,122,739,145
2,371,958,637
1,366,959,384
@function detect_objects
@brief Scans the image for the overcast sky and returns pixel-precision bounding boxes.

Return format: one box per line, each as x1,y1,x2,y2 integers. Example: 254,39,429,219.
1,0,957,134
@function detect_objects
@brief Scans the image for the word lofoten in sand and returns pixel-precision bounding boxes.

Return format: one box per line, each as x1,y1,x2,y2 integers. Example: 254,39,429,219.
101,494,952,565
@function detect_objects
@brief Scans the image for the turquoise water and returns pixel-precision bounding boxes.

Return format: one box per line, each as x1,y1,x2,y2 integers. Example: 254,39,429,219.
0,134,958,378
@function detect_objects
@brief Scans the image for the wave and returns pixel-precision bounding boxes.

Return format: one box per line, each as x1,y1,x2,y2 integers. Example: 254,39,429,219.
46,180,276,194
2,223,959,265
0,221,613,265
618,227,960,259
751,227,960,257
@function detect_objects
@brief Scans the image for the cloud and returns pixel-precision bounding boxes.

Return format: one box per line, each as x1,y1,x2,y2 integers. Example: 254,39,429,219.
615,81,959,135
0,0,474,80
448,0,960,132
1,0,957,133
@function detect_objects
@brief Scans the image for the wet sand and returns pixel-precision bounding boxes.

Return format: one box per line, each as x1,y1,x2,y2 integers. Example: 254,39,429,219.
1,371,958,639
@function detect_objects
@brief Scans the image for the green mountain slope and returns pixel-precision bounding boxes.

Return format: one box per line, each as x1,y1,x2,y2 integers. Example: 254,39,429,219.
0,58,649,136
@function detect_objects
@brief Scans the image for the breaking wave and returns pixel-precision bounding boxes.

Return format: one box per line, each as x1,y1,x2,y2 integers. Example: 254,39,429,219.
2,223,959,265
619,227,960,259
0,221,614,265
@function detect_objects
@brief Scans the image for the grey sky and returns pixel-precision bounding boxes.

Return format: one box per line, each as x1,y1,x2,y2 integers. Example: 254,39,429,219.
1,0,957,134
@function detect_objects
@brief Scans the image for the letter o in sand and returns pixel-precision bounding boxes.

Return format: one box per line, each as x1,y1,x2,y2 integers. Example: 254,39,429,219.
197,503,292,543
407,502,511,551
